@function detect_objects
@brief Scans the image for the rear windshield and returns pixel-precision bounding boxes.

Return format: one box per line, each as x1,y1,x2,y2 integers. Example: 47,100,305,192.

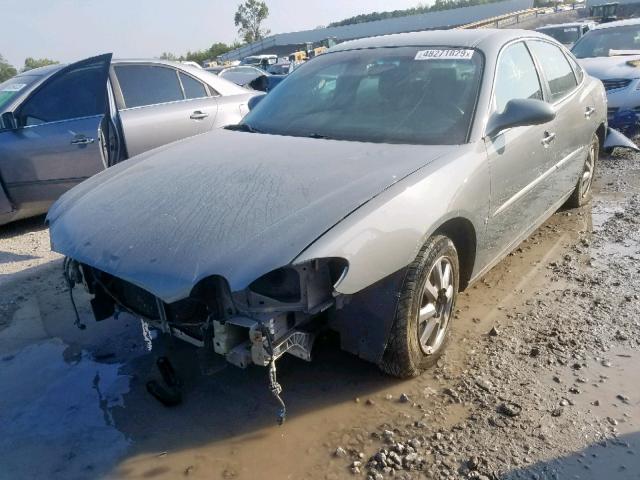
538,26,581,44
220,67,262,86
0,75,39,111
241,46,484,145
267,64,291,75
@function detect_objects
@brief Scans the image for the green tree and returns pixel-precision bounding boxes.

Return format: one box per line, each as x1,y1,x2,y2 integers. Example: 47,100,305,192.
234,0,270,44
160,52,179,61
0,54,17,82
22,57,58,72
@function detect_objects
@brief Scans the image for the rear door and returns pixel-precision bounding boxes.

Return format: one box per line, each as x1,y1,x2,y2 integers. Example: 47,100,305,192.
528,40,591,202
113,63,218,157
0,54,111,216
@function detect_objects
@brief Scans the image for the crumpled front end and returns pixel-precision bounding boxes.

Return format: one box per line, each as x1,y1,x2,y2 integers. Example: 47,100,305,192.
69,257,349,369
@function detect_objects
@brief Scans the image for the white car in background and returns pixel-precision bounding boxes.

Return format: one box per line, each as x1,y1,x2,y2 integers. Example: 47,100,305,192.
572,17,640,134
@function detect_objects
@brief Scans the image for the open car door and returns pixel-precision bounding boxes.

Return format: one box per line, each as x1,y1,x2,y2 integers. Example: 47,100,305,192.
0,53,112,222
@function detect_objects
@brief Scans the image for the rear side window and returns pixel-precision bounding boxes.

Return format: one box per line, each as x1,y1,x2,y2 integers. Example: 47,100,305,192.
565,52,584,83
494,42,543,113
528,41,578,102
115,65,183,108
179,72,207,99
18,65,106,126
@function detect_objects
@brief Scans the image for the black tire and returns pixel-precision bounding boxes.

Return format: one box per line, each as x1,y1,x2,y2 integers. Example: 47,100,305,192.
566,133,598,209
379,235,459,378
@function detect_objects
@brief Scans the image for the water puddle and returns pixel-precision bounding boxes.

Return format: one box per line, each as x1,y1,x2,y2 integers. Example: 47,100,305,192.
0,339,131,479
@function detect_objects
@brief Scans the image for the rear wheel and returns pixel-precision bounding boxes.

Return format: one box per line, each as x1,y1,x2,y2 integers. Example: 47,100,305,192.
379,235,459,378
566,133,598,208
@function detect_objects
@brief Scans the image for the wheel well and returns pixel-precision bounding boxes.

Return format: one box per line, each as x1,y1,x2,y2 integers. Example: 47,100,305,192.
434,218,476,291
596,123,606,149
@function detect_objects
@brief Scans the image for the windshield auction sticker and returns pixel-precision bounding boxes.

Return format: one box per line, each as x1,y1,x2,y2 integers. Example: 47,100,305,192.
0,83,26,92
415,49,474,60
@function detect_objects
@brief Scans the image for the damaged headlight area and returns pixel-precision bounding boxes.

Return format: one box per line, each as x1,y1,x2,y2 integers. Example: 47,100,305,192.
66,257,349,369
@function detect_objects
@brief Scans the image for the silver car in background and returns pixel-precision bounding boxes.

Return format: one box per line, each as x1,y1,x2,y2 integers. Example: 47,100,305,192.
535,21,596,47
49,30,632,391
572,18,640,134
0,55,257,225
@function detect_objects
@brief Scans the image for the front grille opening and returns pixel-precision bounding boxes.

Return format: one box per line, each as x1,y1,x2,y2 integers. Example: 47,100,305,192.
87,268,223,327
602,78,632,91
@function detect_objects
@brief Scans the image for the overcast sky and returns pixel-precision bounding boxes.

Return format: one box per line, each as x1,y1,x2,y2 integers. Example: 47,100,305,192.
2,0,426,67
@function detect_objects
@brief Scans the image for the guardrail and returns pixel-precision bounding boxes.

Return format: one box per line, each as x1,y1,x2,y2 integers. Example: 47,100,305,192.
457,5,581,29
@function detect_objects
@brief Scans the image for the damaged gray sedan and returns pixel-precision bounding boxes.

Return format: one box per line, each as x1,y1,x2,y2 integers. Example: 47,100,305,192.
48,29,631,394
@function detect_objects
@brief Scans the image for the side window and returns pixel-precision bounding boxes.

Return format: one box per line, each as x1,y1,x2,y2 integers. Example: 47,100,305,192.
565,52,584,84
115,65,183,108
494,42,543,113
18,64,106,126
179,72,208,99
528,41,578,102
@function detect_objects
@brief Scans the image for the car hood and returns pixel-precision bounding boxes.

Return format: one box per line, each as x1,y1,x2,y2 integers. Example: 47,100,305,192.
48,129,455,302
577,55,640,79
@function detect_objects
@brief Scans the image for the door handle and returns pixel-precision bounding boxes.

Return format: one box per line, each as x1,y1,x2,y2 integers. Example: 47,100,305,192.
541,131,556,146
70,136,95,145
584,106,596,118
190,111,209,120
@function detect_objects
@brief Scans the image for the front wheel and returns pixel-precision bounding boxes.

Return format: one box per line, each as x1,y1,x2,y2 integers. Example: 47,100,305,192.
379,235,459,378
566,133,598,209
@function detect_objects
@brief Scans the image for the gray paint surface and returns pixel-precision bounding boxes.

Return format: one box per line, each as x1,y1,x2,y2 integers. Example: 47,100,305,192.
48,128,453,302
49,30,615,310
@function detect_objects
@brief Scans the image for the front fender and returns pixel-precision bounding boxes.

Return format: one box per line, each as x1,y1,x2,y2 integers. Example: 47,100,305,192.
294,142,490,295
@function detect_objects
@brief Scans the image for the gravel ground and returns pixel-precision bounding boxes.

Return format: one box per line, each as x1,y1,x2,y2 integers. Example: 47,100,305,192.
0,148,639,480
332,150,640,480
0,215,59,277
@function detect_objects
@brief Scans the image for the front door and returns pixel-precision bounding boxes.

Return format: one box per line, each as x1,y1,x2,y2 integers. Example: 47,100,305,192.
482,41,555,265
0,54,112,217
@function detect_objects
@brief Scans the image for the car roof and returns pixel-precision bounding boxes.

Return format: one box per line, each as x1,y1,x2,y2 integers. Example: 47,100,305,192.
330,29,554,54
592,17,640,30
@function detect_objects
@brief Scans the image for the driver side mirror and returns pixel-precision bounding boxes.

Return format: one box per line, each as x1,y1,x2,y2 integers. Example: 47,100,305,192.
486,98,555,137
1,112,17,130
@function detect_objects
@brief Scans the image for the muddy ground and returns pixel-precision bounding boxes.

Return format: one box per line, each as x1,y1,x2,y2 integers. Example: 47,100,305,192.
1,147,639,480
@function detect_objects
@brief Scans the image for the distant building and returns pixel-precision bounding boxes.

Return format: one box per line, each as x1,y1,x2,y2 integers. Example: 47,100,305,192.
219,0,534,62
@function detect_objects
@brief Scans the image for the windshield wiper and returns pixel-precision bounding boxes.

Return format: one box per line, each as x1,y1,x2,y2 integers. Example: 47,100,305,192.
305,133,333,139
225,123,264,133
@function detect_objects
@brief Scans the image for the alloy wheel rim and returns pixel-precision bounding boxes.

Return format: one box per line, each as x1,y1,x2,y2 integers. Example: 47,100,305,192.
581,143,595,198
418,256,454,355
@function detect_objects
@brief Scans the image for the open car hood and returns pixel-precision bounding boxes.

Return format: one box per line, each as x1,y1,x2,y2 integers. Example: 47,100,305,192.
48,129,455,302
